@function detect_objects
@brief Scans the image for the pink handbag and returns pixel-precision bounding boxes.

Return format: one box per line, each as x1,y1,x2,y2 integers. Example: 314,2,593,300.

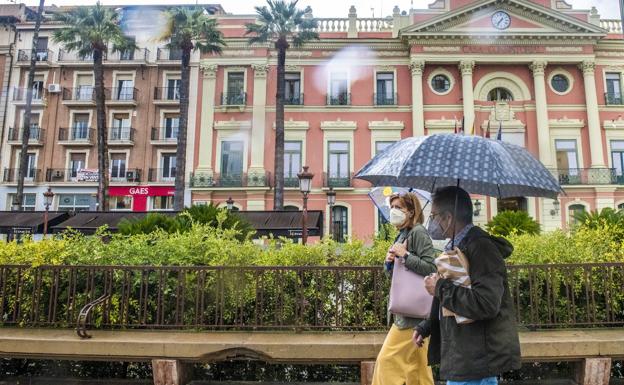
388,256,433,319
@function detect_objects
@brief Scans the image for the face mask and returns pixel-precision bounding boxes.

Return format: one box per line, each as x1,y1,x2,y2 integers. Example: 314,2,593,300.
389,208,407,227
427,216,447,240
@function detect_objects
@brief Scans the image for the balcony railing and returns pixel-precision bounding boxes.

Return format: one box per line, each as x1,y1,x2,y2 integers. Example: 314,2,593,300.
17,49,53,63
108,127,135,142
154,87,180,101
284,176,299,188
57,49,93,62
221,92,247,106
148,168,177,183
327,93,351,106
374,93,396,106
62,87,95,101
323,172,353,188
156,47,182,61
190,172,271,188
12,87,45,102
7,127,44,142
3,168,41,182
284,93,304,105
110,168,142,183
107,48,149,62
550,168,617,185
58,127,94,142
151,127,179,143
107,87,138,102
605,92,623,105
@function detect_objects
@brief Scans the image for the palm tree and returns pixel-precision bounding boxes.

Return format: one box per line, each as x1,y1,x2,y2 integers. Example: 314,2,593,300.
53,3,136,211
157,7,225,211
13,0,45,211
246,0,318,210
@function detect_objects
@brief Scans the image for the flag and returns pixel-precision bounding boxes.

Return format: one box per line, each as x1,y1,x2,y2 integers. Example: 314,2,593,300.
454,118,458,134
485,120,491,139
496,121,502,141
460,117,465,135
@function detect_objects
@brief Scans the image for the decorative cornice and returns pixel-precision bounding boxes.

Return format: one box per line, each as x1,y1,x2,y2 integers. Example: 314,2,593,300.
409,59,425,76
251,63,269,78
214,118,252,131
200,63,218,78
320,118,357,131
549,117,585,130
530,61,547,76
368,118,405,130
425,118,460,131
458,60,475,76
604,117,624,130
273,118,309,130
579,60,596,75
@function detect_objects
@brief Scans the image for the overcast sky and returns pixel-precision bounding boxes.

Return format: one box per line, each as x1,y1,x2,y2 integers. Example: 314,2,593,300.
1,0,620,19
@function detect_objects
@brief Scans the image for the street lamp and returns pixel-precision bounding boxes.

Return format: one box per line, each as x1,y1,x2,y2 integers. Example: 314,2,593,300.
473,199,482,217
297,166,314,245
226,196,234,211
550,199,561,216
326,187,336,240
42,187,54,236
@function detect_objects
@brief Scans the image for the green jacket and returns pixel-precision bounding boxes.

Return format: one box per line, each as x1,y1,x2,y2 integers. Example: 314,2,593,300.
384,224,437,329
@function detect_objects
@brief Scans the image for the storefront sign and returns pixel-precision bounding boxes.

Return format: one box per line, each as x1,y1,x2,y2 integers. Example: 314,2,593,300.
108,186,176,211
11,227,32,235
76,169,99,182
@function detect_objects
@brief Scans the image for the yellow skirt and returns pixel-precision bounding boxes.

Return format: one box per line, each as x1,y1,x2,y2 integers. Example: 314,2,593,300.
371,324,434,385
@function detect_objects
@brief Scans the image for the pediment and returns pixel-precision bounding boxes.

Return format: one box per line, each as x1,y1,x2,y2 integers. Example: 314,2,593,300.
401,0,606,40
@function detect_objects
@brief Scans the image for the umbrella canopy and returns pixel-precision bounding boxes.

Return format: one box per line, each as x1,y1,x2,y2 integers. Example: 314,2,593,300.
355,134,562,199
369,186,431,222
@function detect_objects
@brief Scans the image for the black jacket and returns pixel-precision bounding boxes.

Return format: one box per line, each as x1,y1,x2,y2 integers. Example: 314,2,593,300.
415,226,521,381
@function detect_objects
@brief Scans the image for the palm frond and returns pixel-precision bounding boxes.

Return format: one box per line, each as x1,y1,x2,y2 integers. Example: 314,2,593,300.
158,6,225,54
246,0,319,46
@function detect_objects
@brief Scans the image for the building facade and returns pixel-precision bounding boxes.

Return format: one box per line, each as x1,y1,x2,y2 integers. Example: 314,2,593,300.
1,0,623,242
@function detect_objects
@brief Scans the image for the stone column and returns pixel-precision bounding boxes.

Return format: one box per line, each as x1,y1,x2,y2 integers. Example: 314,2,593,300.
575,358,611,385
580,60,607,168
409,59,425,137
530,61,553,167
152,359,188,385
196,63,217,178
459,60,475,133
249,63,268,186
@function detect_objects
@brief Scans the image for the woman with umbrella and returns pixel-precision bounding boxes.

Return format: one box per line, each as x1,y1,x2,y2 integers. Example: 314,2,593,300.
371,190,436,385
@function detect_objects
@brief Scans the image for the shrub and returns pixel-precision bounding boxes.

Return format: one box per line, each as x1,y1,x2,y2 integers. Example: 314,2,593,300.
573,207,624,232
486,210,541,237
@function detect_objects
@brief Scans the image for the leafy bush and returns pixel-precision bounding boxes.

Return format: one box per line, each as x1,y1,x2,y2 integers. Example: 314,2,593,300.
573,207,624,232
486,210,541,237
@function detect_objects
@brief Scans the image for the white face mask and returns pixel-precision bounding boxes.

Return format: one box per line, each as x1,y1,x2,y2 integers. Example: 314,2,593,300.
389,208,407,227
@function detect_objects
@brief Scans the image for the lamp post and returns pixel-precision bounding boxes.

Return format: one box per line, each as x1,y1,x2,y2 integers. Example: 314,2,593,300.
226,197,234,211
326,187,336,240
473,199,482,217
42,187,54,236
297,166,314,245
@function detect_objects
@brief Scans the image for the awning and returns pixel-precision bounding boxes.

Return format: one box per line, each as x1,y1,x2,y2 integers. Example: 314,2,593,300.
0,211,70,235
51,211,175,234
236,210,324,238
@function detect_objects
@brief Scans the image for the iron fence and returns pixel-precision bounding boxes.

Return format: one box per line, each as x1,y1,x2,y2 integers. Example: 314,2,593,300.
0,263,622,331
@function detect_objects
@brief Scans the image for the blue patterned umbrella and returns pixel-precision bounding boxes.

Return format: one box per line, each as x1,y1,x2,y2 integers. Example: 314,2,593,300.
355,134,562,199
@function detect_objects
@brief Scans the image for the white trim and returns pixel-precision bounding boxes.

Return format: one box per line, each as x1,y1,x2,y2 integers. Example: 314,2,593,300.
322,126,355,175
223,67,248,96
283,201,302,210
108,149,130,182
551,135,583,170
284,129,307,176
428,68,455,96
548,68,574,96
156,149,177,183
615,201,624,211
64,149,90,170
108,109,134,130
159,109,181,127
18,109,43,128
473,71,532,101
161,70,181,87
373,67,398,100
369,119,404,158
215,133,249,175
22,71,48,89
566,200,590,224
13,149,40,173
72,70,94,88
69,110,93,128
601,68,624,100
327,69,351,104
327,201,352,240
606,136,624,169
284,67,305,98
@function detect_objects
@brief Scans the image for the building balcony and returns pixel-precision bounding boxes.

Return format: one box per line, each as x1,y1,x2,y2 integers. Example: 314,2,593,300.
284,93,304,106
605,92,623,106
45,168,142,183
156,47,182,61
106,48,150,63
62,87,95,105
148,168,176,183
284,176,299,188
3,168,41,183
110,168,142,183
190,172,271,188
327,93,351,106
17,49,53,65
151,127,178,145
58,127,94,145
106,87,138,105
550,168,618,185
7,127,45,146
153,87,180,105
12,87,46,105
220,92,247,106
374,93,397,106
108,128,135,145
57,49,94,63
323,172,353,188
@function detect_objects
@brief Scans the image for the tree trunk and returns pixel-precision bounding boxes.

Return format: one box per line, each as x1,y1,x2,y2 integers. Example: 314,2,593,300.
173,48,191,211
273,38,288,210
14,0,44,211
94,48,109,211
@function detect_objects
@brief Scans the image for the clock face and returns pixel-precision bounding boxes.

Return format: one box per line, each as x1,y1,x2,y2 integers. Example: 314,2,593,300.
492,11,511,30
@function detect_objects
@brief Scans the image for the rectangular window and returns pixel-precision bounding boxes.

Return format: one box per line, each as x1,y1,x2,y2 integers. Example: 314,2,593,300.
376,72,394,105
161,153,176,180
164,113,180,139
111,113,131,140
115,75,134,100
35,37,48,60
284,141,302,187
152,195,174,211
221,140,244,177
285,72,301,104
328,141,350,186
226,72,245,104
58,193,91,211
166,78,180,100
69,153,86,179
72,113,90,140
32,75,44,100
375,141,395,155
7,193,36,211
329,72,348,105
110,153,126,180
555,140,580,184
606,73,622,104
612,140,624,183
109,195,133,211
75,74,93,100
22,152,37,179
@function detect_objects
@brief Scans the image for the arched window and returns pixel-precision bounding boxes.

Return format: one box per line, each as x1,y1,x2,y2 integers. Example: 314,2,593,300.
568,204,586,225
284,205,299,211
617,203,624,212
332,205,348,242
487,87,514,102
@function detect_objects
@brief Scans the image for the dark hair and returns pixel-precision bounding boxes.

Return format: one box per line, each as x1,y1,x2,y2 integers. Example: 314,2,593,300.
432,186,473,226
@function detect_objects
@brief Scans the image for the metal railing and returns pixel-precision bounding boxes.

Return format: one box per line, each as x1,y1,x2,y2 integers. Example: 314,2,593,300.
156,47,182,61
57,49,93,62
284,176,299,188
327,93,351,106
3,168,41,182
221,92,247,106
62,87,95,101
605,92,623,105
17,49,53,62
107,87,138,102
58,127,94,142
110,168,142,183
108,127,135,142
12,87,45,101
154,87,180,101
46,168,91,182
106,48,149,62
148,168,176,182
7,127,44,142
151,127,179,142
323,172,353,188
0,263,621,331
550,168,617,185
190,172,271,188
374,93,396,106
284,93,304,105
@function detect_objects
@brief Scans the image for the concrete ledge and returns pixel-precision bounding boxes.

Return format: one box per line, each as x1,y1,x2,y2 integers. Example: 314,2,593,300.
0,328,622,363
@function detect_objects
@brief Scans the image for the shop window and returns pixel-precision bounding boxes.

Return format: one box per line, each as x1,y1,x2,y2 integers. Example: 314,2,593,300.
57,193,92,211
152,195,174,211
109,195,133,211
7,193,36,211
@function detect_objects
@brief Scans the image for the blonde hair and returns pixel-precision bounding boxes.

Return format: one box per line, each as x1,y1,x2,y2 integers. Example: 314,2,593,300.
390,192,425,228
